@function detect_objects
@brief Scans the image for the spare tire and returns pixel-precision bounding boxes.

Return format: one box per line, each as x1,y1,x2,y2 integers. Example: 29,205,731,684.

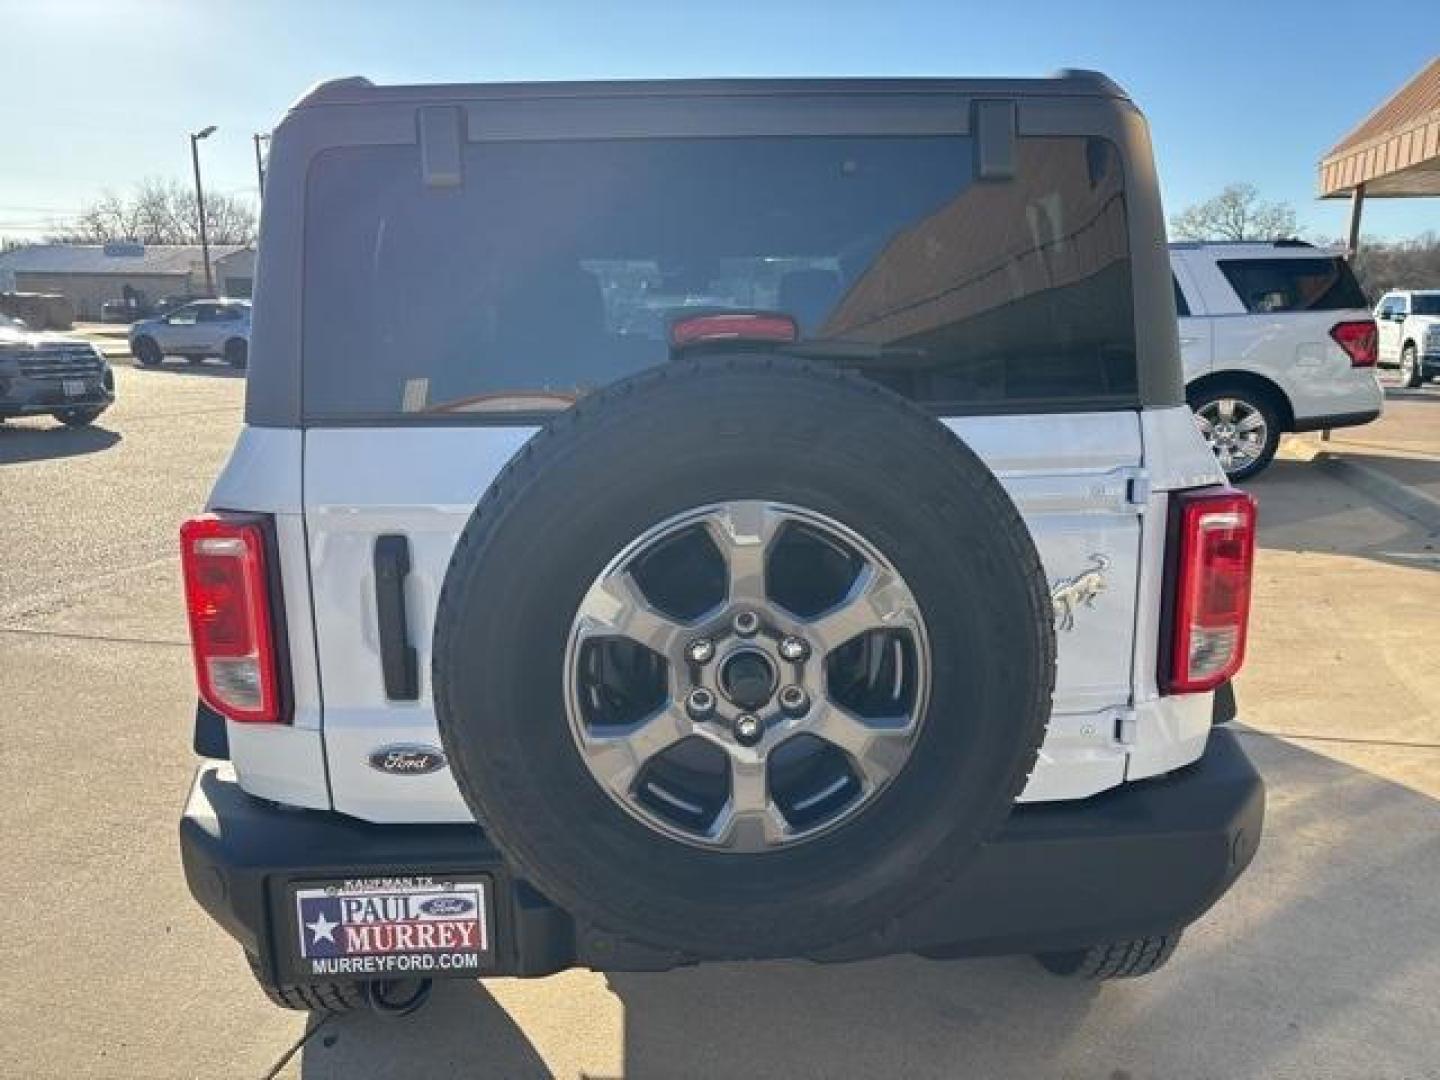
434,355,1054,958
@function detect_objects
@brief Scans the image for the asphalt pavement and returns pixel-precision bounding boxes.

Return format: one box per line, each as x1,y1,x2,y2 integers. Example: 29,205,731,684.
2,365,1438,1079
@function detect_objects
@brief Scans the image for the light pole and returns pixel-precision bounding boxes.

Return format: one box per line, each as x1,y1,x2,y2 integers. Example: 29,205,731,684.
253,132,270,195
190,125,217,296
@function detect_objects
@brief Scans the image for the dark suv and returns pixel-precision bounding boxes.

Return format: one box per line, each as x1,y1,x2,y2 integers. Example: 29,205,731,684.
0,313,114,427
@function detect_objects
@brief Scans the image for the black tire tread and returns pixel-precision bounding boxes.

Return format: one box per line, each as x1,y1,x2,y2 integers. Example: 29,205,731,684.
1037,932,1182,980
246,954,362,1013
434,354,1055,957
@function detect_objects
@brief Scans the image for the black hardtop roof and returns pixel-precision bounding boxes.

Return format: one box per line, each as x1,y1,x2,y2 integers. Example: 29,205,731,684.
290,70,1129,111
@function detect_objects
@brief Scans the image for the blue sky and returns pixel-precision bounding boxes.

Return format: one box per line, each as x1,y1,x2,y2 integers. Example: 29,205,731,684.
1,0,1436,243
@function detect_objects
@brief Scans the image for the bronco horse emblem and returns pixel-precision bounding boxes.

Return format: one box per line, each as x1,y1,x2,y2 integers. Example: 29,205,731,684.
1051,555,1110,632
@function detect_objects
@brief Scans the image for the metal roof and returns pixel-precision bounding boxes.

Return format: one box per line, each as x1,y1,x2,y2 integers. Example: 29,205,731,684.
0,243,246,276
1320,57,1440,198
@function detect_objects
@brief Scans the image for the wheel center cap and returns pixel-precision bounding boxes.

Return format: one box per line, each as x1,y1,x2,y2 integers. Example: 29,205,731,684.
719,649,777,710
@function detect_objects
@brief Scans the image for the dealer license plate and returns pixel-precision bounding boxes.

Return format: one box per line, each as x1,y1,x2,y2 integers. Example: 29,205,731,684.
62,379,87,397
292,876,491,979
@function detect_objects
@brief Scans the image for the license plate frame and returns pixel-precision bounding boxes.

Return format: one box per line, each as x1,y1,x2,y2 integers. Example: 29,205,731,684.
288,874,494,981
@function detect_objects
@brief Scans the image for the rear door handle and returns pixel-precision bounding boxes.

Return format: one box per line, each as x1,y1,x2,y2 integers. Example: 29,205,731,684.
373,534,419,701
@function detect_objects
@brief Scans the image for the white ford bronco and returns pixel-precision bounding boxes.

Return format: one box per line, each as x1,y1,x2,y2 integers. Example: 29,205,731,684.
178,72,1264,1015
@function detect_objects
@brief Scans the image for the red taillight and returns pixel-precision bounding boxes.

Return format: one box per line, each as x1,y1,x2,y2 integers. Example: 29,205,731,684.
669,312,799,348
1330,319,1377,367
180,514,285,723
1162,488,1256,694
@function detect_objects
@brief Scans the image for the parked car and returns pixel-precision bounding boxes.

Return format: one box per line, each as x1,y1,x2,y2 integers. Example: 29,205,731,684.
179,72,1264,1016
0,312,114,427
128,299,251,368
1171,241,1381,480
1374,289,1440,387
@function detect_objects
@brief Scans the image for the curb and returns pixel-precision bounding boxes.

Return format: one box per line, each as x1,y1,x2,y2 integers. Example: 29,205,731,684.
1315,452,1440,533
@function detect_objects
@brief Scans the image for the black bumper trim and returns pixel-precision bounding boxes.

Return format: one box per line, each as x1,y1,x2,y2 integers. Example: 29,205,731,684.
181,729,1263,978
1291,407,1382,433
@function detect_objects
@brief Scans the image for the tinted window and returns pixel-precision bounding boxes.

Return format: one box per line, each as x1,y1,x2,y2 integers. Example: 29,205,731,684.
167,306,198,325
1412,295,1440,315
303,135,1136,420
1173,275,1190,317
1217,257,1368,314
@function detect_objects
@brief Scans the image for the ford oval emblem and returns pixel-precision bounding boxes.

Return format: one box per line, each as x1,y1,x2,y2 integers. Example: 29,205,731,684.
368,744,447,776
419,896,475,917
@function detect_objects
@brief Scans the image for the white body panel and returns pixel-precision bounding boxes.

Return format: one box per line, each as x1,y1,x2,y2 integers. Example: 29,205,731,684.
1170,245,1382,425
206,427,330,809
269,405,1225,823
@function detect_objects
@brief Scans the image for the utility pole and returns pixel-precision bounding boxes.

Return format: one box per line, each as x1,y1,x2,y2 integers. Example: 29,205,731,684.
190,125,217,296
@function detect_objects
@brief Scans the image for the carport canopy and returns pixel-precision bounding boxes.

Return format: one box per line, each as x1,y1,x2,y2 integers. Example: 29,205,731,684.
1319,56,1440,250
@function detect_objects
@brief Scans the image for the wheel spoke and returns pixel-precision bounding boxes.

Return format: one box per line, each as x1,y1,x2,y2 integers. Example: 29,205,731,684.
575,571,685,653
1217,398,1236,422
1237,410,1265,433
806,564,914,654
704,502,783,605
578,704,691,798
809,703,913,791
711,754,789,851
1193,412,1214,436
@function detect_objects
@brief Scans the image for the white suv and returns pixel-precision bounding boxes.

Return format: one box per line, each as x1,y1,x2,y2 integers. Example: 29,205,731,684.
1171,241,1381,480
178,73,1265,1016
128,299,252,369
1374,289,1440,387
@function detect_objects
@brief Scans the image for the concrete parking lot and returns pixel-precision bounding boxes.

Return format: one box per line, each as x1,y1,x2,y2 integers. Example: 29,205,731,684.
2,364,1438,1079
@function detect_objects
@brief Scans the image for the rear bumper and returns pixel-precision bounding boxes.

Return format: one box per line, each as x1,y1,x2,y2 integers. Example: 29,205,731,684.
1291,406,1381,433
181,728,1263,982
0,372,114,417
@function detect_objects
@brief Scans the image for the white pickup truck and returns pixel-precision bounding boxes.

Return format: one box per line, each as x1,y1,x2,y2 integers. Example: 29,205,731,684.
1375,289,1440,387
178,71,1264,1018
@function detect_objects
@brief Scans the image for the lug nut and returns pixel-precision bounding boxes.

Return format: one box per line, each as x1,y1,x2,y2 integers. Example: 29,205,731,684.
778,636,809,662
685,687,716,720
778,685,810,716
686,638,715,664
734,712,763,745
732,611,760,637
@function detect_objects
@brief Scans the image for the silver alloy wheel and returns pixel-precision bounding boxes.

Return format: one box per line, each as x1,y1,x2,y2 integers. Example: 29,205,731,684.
563,500,931,852
1400,346,1418,386
1194,397,1268,474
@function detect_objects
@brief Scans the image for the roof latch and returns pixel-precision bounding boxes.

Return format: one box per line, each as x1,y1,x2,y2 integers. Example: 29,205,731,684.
973,100,1017,181
417,105,464,189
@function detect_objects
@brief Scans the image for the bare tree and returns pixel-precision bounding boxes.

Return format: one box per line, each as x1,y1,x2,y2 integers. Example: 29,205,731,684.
1170,183,1298,242
49,178,256,246
1336,231,1440,301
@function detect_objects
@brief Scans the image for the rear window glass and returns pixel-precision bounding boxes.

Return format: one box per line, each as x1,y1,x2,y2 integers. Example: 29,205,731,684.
1217,257,1368,314
1412,295,1440,315
1173,275,1190,318
303,135,1137,420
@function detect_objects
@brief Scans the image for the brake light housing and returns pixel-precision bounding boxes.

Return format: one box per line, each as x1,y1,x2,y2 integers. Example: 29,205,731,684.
670,311,799,348
1162,488,1257,694
1329,319,1377,367
180,513,287,723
